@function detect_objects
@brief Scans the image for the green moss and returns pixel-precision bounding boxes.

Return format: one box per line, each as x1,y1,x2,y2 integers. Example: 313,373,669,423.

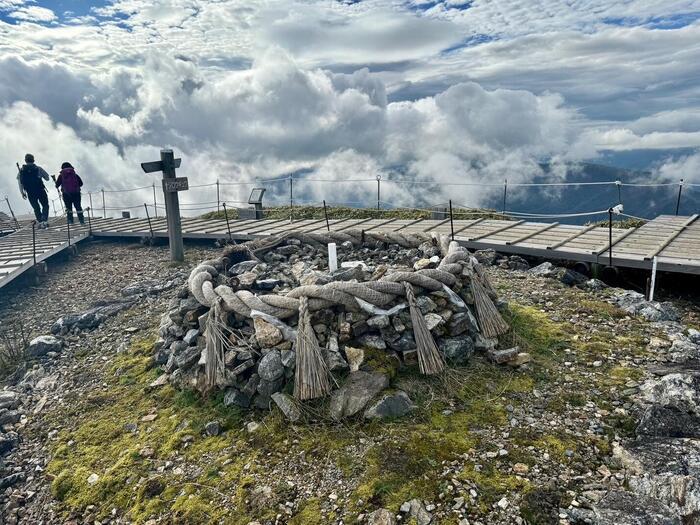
290,498,325,525
363,347,400,379
46,337,249,523
459,463,530,512
502,305,569,360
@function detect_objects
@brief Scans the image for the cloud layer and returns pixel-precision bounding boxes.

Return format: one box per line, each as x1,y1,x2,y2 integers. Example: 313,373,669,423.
0,0,698,216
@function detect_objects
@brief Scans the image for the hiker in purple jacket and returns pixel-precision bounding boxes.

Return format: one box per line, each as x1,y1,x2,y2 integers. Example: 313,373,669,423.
55,162,85,225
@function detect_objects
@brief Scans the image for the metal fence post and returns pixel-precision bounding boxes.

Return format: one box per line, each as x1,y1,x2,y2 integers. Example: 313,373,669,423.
86,207,93,236
502,179,508,215
32,221,36,266
4,196,19,230
222,202,232,242
676,179,684,216
144,203,154,240
323,200,330,231
101,189,106,219
449,200,455,241
89,192,94,215
376,175,381,210
608,208,613,267
153,184,158,218
216,179,220,213
289,174,293,222
616,180,622,204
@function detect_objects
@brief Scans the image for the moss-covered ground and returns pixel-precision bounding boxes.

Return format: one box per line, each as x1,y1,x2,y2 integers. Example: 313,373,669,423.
44,271,664,524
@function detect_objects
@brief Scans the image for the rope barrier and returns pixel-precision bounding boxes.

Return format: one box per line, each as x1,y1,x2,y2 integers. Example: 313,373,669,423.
67,177,695,195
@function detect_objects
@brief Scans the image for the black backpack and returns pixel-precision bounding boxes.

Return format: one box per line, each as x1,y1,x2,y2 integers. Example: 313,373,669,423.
20,164,44,194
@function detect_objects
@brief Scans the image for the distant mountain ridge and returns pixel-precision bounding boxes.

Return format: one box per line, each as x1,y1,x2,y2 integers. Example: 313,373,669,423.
481,162,697,224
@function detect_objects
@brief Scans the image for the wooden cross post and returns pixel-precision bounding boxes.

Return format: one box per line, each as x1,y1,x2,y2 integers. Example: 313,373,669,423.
141,149,186,262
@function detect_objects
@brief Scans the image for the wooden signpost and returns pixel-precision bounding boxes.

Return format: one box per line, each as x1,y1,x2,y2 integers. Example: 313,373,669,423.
141,149,186,262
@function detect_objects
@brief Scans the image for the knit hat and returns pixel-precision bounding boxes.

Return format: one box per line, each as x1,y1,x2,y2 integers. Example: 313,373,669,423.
61,162,73,169
25,153,34,163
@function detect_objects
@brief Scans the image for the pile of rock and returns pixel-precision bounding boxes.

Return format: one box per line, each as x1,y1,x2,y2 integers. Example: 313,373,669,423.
568,311,700,524
155,233,515,419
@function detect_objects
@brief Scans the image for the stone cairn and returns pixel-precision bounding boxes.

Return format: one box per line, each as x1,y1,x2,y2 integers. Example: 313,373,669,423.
155,230,513,419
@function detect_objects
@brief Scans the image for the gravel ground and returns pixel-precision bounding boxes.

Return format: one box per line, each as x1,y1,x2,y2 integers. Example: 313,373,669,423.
1,241,699,525
0,239,220,524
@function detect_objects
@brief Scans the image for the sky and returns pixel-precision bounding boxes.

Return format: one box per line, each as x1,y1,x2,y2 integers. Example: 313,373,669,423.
0,0,699,215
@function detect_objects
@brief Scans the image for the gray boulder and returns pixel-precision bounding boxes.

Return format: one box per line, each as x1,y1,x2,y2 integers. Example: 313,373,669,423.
51,299,134,334
567,490,679,525
529,262,555,277
613,291,680,322
440,337,474,364
357,334,386,351
364,391,415,420
367,509,396,525
271,393,302,422
258,350,284,381
614,438,700,520
0,392,19,411
448,311,479,336
183,329,200,346
329,371,389,420
223,388,250,408
175,346,201,370
639,373,700,413
474,249,497,266
555,268,588,287
256,376,284,398
636,405,700,438
27,335,63,357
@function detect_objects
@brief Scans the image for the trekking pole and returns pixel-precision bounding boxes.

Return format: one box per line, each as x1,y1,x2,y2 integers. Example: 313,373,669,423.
222,202,232,242
4,196,19,230
144,203,154,240
51,175,65,216
66,212,71,247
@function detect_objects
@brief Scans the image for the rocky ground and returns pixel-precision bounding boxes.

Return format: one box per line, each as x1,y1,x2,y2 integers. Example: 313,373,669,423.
0,239,699,525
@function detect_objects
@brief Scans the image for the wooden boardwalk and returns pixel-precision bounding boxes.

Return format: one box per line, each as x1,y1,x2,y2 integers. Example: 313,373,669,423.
0,214,698,290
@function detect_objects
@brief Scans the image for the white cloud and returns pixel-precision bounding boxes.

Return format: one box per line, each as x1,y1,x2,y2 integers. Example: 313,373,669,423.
8,5,56,22
655,151,700,183
0,51,583,214
0,0,699,218
581,128,700,151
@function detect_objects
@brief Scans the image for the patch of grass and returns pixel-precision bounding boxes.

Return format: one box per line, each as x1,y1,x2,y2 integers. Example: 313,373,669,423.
578,299,626,320
46,337,249,523
502,305,569,360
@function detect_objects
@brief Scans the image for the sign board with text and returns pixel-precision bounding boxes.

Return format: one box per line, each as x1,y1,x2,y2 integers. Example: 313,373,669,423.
163,177,189,193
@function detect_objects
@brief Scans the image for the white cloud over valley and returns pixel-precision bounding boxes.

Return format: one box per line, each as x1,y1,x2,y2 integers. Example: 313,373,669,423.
0,0,698,216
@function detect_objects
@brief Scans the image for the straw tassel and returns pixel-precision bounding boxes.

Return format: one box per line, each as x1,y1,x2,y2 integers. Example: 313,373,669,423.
471,277,509,339
404,281,445,375
294,296,332,400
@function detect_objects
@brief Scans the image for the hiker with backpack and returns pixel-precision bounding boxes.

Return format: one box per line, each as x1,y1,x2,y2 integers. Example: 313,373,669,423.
55,162,85,225
16,153,50,228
